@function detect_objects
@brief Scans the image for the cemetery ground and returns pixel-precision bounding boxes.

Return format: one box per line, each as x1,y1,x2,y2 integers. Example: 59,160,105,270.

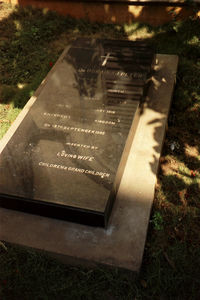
0,2,200,299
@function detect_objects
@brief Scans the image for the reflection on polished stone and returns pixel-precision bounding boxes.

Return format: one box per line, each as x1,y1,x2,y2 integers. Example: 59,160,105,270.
0,38,154,227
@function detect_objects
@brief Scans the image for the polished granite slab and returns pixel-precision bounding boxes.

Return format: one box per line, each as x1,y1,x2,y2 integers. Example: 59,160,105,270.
0,38,154,227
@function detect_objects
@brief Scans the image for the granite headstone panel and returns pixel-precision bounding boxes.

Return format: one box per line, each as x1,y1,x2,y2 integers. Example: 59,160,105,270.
0,38,154,227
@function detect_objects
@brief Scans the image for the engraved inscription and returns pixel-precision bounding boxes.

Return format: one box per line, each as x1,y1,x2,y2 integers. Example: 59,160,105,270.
56,104,71,108
55,105,116,115
78,68,144,79
66,142,98,150
44,123,105,135
44,112,70,119
95,119,116,125
38,162,110,178
57,151,95,162
96,109,115,114
107,89,127,94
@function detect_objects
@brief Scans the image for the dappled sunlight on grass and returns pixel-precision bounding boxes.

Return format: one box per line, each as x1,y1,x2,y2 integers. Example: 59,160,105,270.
124,22,155,40
0,2,14,22
0,3,200,299
0,103,21,138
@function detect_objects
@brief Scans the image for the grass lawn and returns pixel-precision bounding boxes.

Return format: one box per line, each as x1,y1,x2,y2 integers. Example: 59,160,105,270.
0,2,200,299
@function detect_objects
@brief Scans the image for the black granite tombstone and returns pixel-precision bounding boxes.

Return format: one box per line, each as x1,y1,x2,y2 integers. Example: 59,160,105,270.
0,38,154,227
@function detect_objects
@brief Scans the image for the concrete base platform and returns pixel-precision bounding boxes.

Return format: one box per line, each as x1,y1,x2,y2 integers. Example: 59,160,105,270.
0,53,178,272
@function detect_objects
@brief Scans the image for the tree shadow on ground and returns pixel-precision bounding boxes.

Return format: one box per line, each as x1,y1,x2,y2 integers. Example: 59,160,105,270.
0,3,200,298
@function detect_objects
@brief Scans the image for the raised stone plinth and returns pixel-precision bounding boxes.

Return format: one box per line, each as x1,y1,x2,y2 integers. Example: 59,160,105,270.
0,51,178,271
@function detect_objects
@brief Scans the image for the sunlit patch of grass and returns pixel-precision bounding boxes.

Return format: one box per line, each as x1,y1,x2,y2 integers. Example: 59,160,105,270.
124,22,154,40
0,103,21,139
0,4,200,299
0,2,14,22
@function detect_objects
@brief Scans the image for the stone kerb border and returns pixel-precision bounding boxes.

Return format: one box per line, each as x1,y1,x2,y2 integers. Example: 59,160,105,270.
0,53,178,272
